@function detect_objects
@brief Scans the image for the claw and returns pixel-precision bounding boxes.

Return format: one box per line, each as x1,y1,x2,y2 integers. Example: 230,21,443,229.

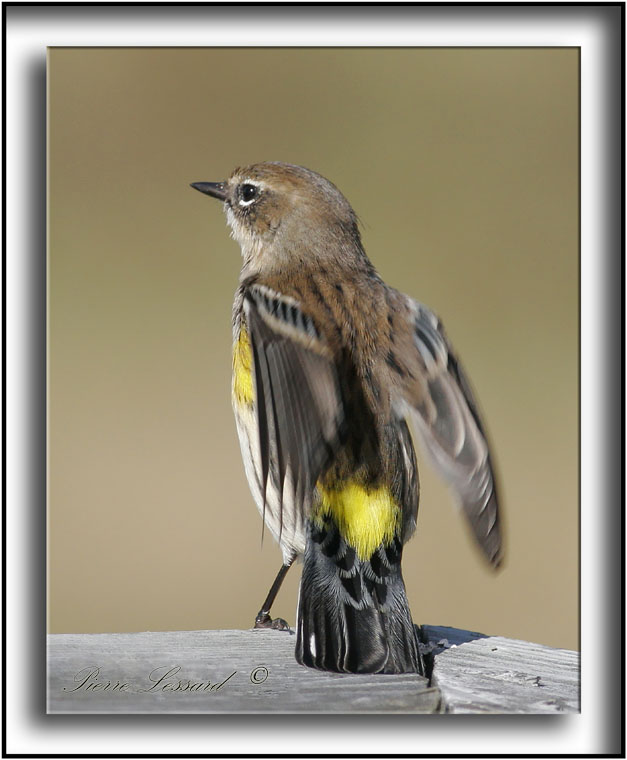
254,611,292,632
270,617,291,631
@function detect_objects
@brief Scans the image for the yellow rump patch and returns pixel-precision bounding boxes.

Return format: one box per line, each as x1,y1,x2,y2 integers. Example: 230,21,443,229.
232,326,254,407
316,482,400,561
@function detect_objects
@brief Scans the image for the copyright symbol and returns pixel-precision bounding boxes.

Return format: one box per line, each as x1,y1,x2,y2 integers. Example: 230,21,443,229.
250,666,268,684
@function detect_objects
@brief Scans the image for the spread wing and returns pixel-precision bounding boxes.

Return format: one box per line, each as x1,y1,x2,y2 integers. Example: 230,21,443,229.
401,299,503,567
243,284,346,543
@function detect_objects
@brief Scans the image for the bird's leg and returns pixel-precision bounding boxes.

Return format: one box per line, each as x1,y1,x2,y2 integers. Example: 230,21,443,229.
254,559,294,631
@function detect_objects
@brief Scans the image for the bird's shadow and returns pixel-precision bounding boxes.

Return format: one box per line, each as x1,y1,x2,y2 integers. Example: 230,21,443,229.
416,623,489,679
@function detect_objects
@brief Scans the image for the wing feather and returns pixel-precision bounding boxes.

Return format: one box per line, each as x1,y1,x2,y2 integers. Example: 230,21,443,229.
402,299,503,567
244,285,345,544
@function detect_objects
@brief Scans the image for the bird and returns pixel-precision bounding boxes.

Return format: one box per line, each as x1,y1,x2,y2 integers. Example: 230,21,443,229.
191,162,502,675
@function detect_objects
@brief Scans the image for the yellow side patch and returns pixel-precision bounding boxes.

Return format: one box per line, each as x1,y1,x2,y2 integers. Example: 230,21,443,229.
316,482,400,560
232,326,254,407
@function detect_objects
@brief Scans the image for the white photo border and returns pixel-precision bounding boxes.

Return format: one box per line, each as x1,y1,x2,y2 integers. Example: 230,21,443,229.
5,3,623,756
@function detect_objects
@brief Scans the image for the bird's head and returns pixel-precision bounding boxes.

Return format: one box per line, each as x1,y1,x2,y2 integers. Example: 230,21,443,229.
191,162,364,274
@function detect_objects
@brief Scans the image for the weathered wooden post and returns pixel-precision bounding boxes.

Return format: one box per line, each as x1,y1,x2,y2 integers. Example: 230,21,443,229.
47,626,579,714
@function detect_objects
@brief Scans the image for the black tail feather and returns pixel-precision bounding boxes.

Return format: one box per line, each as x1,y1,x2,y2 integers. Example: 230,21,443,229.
295,521,422,675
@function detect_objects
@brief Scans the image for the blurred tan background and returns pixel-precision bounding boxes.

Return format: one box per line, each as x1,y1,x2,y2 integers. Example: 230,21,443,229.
48,48,578,650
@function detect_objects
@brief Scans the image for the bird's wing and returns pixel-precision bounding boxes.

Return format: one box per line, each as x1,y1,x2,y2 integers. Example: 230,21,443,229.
243,284,346,543
398,298,503,567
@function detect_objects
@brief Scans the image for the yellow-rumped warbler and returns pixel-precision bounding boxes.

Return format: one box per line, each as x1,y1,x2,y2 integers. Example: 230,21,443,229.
191,163,502,675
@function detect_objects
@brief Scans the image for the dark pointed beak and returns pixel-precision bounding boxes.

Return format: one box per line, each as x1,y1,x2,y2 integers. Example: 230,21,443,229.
190,182,227,201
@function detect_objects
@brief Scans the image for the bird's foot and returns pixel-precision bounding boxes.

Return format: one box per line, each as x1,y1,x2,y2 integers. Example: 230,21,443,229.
254,611,292,632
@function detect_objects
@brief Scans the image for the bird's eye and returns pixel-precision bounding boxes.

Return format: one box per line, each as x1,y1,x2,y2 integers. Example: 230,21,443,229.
239,184,259,206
